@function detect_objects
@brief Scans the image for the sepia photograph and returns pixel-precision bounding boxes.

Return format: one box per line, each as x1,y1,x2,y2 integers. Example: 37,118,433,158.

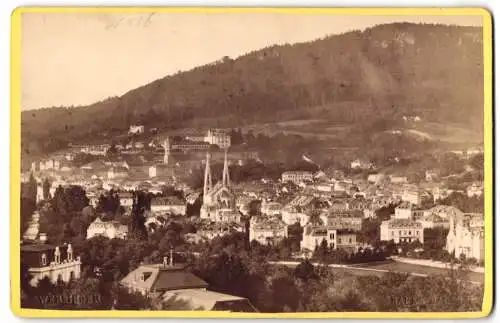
12,7,492,317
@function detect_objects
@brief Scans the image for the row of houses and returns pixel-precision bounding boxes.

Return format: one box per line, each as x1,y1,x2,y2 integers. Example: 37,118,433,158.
379,204,485,261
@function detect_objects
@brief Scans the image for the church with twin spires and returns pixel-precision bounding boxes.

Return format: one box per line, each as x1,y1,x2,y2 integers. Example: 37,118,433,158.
200,150,241,223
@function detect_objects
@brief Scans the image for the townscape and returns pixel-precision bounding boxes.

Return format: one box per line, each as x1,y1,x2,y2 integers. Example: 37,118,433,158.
20,124,485,312
19,16,486,313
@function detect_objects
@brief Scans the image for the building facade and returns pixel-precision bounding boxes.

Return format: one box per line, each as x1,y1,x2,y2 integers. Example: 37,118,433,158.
150,196,187,215
281,171,313,184
446,213,484,261
380,218,424,244
21,243,81,286
86,217,128,239
129,125,145,135
205,129,231,149
249,217,288,245
301,225,357,252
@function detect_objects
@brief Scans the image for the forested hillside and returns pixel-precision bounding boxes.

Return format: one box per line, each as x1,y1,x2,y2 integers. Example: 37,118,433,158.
21,23,484,156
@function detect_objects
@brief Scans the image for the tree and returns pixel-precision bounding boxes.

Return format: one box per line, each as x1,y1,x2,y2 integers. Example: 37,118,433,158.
20,197,36,240
294,259,317,282
375,203,397,221
106,144,119,159
307,208,322,225
270,274,300,311
314,239,330,264
287,223,303,252
438,192,484,213
357,218,381,247
42,178,51,200
112,284,151,310
128,191,149,240
95,190,121,217
468,153,484,175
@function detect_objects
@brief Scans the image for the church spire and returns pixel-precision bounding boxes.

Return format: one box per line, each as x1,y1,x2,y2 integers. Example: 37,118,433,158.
222,149,230,188
163,137,170,165
203,152,212,199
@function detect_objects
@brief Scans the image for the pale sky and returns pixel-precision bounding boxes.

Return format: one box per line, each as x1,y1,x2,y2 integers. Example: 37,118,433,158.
21,12,482,110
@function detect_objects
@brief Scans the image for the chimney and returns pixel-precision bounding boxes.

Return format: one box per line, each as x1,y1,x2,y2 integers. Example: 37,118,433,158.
39,233,47,244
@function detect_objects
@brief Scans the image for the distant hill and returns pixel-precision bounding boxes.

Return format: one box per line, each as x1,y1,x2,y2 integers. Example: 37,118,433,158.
21,22,484,157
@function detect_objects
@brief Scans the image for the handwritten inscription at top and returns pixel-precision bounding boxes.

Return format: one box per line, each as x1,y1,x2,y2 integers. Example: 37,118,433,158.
105,13,156,30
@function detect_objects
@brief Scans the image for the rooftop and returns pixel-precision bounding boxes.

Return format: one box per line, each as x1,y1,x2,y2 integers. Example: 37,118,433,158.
121,263,209,293
21,243,58,252
161,289,257,312
384,219,423,229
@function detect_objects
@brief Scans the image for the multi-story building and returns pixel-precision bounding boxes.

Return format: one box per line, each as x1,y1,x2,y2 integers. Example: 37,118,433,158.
432,186,453,202
86,217,128,239
281,171,313,185
402,188,422,205
281,205,308,226
260,201,282,217
31,159,62,172
249,217,288,245
196,222,244,240
281,195,316,225
129,125,145,135
168,138,210,153
205,129,231,149
446,213,484,261
301,225,357,252
380,219,424,244
150,196,186,216
418,213,449,229
394,202,425,220
322,209,363,231
106,166,129,180
21,242,81,286
367,173,385,184
76,144,111,156
350,159,373,170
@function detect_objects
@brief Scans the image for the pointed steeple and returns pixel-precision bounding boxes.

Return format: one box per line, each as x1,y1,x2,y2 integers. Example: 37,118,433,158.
203,152,212,199
222,149,230,188
163,137,171,165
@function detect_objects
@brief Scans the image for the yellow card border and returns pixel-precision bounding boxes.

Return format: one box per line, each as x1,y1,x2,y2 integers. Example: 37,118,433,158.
10,6,493,319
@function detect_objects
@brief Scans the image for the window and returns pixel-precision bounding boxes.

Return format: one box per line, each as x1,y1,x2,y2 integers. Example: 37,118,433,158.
416,231,419,235
348,238,352,243
329,233,335,240
391,231,394,236
399,231,402,235
70,271,75,281
408,231,412,235
41,253,47,266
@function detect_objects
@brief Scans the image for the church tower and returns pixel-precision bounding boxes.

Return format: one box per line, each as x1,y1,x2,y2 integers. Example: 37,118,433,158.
222,149,230,188
203,152,212,203
163,137,171,165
